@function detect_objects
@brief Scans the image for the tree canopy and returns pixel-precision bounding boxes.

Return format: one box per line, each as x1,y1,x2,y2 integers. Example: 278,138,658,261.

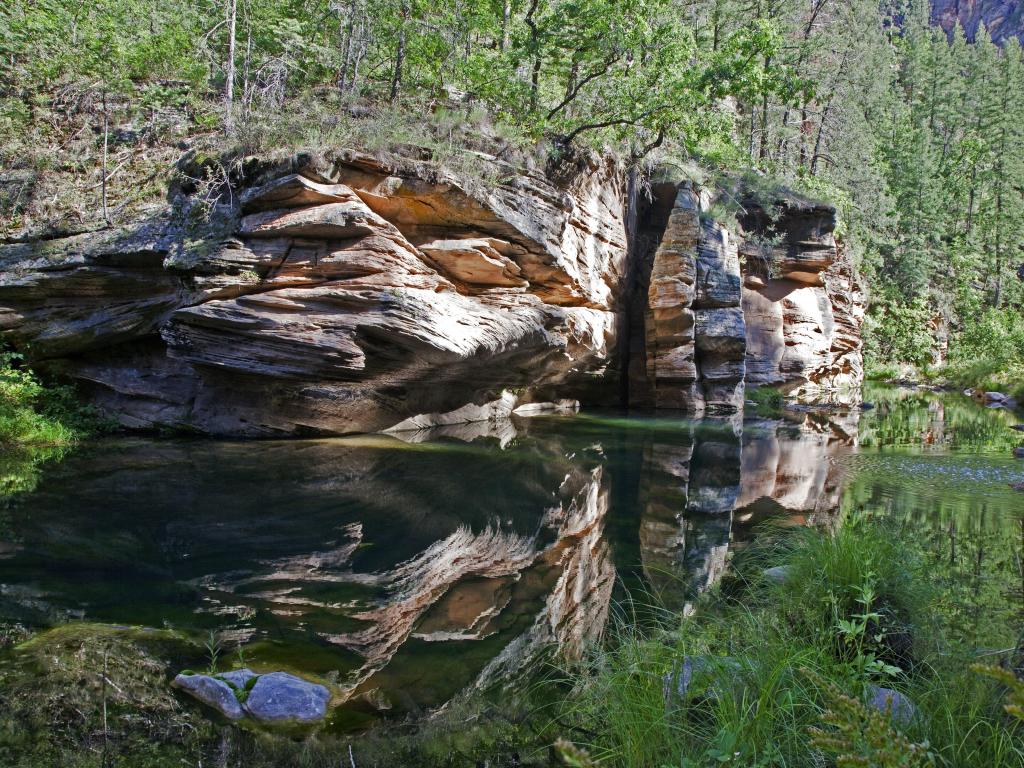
1,0,1022,373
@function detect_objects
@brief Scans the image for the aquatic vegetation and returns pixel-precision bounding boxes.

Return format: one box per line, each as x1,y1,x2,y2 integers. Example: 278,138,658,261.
745,386,785,417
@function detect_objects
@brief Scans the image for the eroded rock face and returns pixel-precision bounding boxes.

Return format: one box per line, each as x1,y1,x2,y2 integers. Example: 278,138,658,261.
0,151,862,433
1,149,626,436
931,0,1024,43
739,198,865,396
638,182,862,413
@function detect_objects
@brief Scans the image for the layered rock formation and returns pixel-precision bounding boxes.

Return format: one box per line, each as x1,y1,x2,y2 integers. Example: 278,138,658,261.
738,195,864,395
645,184,746,413
0,149,863,434
633,180,863,410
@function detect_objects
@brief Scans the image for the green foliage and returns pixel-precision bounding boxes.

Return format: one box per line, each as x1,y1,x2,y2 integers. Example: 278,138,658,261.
746,385,784,415
973,665,1024,724
0,350,106,448
560,515,1024,767
203,631,222,675
0,349,109,499
806,669,935,768
864,292,936,369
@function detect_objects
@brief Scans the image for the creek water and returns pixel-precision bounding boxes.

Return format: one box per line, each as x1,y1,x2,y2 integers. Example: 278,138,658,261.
0,385,1021,731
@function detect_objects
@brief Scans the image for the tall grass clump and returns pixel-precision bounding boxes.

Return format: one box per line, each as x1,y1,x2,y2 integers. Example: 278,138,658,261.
558,515,1024,767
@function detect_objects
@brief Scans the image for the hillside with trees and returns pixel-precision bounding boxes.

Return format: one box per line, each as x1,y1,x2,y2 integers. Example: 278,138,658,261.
1,0,1022,384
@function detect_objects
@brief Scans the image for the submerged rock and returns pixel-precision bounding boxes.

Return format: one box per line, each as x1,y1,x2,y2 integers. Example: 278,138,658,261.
244,672,331,724
172,669,330,724
217,667,258,690
662,655,742,704
762,565,790,584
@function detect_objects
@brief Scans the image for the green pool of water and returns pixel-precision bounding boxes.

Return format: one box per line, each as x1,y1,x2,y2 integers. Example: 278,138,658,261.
0,385,1020,730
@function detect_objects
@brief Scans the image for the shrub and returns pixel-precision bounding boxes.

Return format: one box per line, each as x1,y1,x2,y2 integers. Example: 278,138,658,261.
863,294,935,369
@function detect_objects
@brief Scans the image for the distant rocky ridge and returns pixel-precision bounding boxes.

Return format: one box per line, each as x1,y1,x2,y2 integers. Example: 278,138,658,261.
931,0,1024,42
0,148,863,436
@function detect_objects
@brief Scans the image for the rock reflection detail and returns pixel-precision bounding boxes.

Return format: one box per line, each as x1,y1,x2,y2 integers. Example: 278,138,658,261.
0,409,859,727
639,411,858,611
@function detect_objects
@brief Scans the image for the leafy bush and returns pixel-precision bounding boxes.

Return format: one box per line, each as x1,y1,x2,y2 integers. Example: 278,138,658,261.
863,293,936,369
1,349,109,447
952,309,1024,368
746,385,784,414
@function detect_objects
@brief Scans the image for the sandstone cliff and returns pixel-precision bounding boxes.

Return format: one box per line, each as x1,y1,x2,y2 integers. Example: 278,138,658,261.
0,149,863,435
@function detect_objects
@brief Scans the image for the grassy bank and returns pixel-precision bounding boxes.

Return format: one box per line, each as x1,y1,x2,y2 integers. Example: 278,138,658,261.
864,307,1024,403
557,514,1024,767
0,350,106,497
0,622,547,768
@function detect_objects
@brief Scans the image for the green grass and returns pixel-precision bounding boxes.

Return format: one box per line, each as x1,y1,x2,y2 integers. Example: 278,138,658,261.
940,358,1024,401
557,515,1024,767
1,349,109,498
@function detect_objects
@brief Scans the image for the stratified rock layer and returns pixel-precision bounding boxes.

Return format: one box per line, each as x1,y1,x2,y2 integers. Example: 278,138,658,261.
639,181,862,411
0,151,862,433
1,149,626,435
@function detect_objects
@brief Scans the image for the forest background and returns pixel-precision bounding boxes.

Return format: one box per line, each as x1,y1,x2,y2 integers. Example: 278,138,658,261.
2,0,1023,393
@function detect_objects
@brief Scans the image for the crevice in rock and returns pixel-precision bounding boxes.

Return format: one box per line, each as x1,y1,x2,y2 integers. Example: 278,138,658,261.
619,174,677,408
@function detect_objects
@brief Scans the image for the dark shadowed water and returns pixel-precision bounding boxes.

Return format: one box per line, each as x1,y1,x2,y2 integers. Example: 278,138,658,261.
0,385,1021,730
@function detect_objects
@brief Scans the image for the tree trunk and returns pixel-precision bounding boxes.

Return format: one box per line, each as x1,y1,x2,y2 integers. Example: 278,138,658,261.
351,8,368,93
810,93,835,176
225,0,237,132
501,0,511,50
757,56,771,163
242,0,252,113
524,0,541,112
101,92,109,224
339,0,356,92
390,1,410,102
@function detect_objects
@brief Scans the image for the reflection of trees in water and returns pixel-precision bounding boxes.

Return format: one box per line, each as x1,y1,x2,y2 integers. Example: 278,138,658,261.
859,384,1021,452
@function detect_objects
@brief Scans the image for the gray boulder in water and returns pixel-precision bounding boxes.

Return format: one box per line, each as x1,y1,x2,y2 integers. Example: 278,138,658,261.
866,685,917,726
244,672,331,724
663,656,743,704
171,673,245,720
218,667,258,690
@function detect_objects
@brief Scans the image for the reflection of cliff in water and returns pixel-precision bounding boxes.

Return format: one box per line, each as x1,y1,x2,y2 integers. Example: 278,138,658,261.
638,410,858,611
0,408,857,725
